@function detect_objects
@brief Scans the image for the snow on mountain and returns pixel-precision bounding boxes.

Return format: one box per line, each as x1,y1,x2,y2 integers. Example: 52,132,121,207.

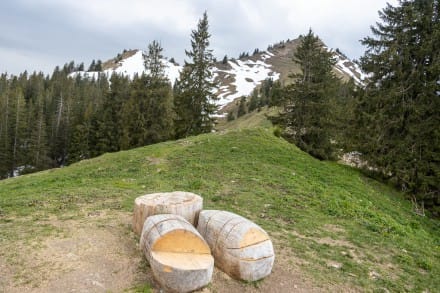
70,50,182,85
333,53,367,86
70,40,367,110
70,49,280,109
215,53,280,106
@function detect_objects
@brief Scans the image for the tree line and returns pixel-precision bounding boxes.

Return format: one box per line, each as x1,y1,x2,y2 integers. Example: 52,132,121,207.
0,11,216,179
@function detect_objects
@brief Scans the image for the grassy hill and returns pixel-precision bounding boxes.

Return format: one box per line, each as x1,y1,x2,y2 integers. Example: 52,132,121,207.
1,128,439,292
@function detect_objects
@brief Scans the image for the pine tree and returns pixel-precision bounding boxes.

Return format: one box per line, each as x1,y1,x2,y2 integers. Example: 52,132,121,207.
0,75,11,177
356,0,440,208
143,40,175,143
95,60,102,71
69,123,91,162
237,96,247,117
7,86,27,176
29,93,51,170
88,74,129,157
275,29,340,160
143,40,166,79
248,88,260,112
88,60,96,72
49,72,75,166
174,11,218,137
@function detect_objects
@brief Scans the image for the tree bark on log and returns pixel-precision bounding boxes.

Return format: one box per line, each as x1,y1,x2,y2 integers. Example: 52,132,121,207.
197,210,274,281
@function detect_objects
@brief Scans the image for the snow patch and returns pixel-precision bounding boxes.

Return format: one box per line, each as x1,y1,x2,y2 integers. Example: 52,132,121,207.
216,54,280,107
70,50,182,84
333,54,367,86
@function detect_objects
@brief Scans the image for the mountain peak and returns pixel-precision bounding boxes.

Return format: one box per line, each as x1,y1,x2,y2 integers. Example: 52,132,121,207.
70,37,365,109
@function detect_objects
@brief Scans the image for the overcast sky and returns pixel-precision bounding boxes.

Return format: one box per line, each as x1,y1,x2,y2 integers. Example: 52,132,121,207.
0,0,397,75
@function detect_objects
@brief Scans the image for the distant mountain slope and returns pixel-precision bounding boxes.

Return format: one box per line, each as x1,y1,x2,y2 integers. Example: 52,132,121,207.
71,49,181,84
70,37,366,109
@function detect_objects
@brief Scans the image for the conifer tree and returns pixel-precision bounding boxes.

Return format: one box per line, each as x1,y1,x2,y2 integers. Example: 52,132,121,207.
248,88,260,112
28,93,51,170
355,0,440,207
89,74,129,157
174,11,218,137
237,96,247,117
143,40,165,79
8,87,27,176
0,75,11,177
276,29,340,160
88,60,96,72
69,123,91,162
142,40,175,143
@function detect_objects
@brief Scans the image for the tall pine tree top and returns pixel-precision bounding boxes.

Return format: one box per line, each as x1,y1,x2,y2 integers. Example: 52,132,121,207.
143,40,166,80
293,29,336,84
175,11,218,136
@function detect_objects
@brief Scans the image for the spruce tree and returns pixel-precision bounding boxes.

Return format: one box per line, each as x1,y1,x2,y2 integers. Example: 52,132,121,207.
89,73,129,157
276,29,340,160
356,0,440,209
28,93,51,170
143,40,175,143
143,40,166,79
88,60,96,72
248,88,260,112
8,87,27,176
174,11,218,137
0,75,11,177
237,96,247,117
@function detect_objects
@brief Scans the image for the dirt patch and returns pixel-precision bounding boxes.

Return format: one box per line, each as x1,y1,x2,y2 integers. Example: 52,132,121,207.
291,229,355,249
1,212,151,292
146,157,165,165
200,243,318,293
323,224,346,234
316,237,356,249
1,212,360,293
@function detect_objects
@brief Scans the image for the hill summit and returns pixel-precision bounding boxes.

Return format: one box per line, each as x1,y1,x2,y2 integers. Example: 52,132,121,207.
0,128,438,292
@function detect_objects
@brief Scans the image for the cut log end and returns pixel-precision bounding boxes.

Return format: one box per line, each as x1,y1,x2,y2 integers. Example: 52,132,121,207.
141,214,214,292
133,191,203,235
152,230,211,255
152,252,213,270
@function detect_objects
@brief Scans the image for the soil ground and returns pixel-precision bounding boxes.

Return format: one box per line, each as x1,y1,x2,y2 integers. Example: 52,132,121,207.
0,210,358,293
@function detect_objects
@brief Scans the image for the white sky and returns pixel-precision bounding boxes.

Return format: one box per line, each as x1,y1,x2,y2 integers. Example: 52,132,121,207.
0,0,397,75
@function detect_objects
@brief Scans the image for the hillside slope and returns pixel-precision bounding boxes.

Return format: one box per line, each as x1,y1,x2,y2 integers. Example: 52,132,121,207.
0,129,438,292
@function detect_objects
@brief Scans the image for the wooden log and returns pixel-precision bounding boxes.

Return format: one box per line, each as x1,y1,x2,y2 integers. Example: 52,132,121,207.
132,191,203,235
197,210,274,281
140,214,214,292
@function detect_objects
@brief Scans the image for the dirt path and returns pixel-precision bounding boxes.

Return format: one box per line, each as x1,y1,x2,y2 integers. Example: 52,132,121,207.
0,210,356,292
